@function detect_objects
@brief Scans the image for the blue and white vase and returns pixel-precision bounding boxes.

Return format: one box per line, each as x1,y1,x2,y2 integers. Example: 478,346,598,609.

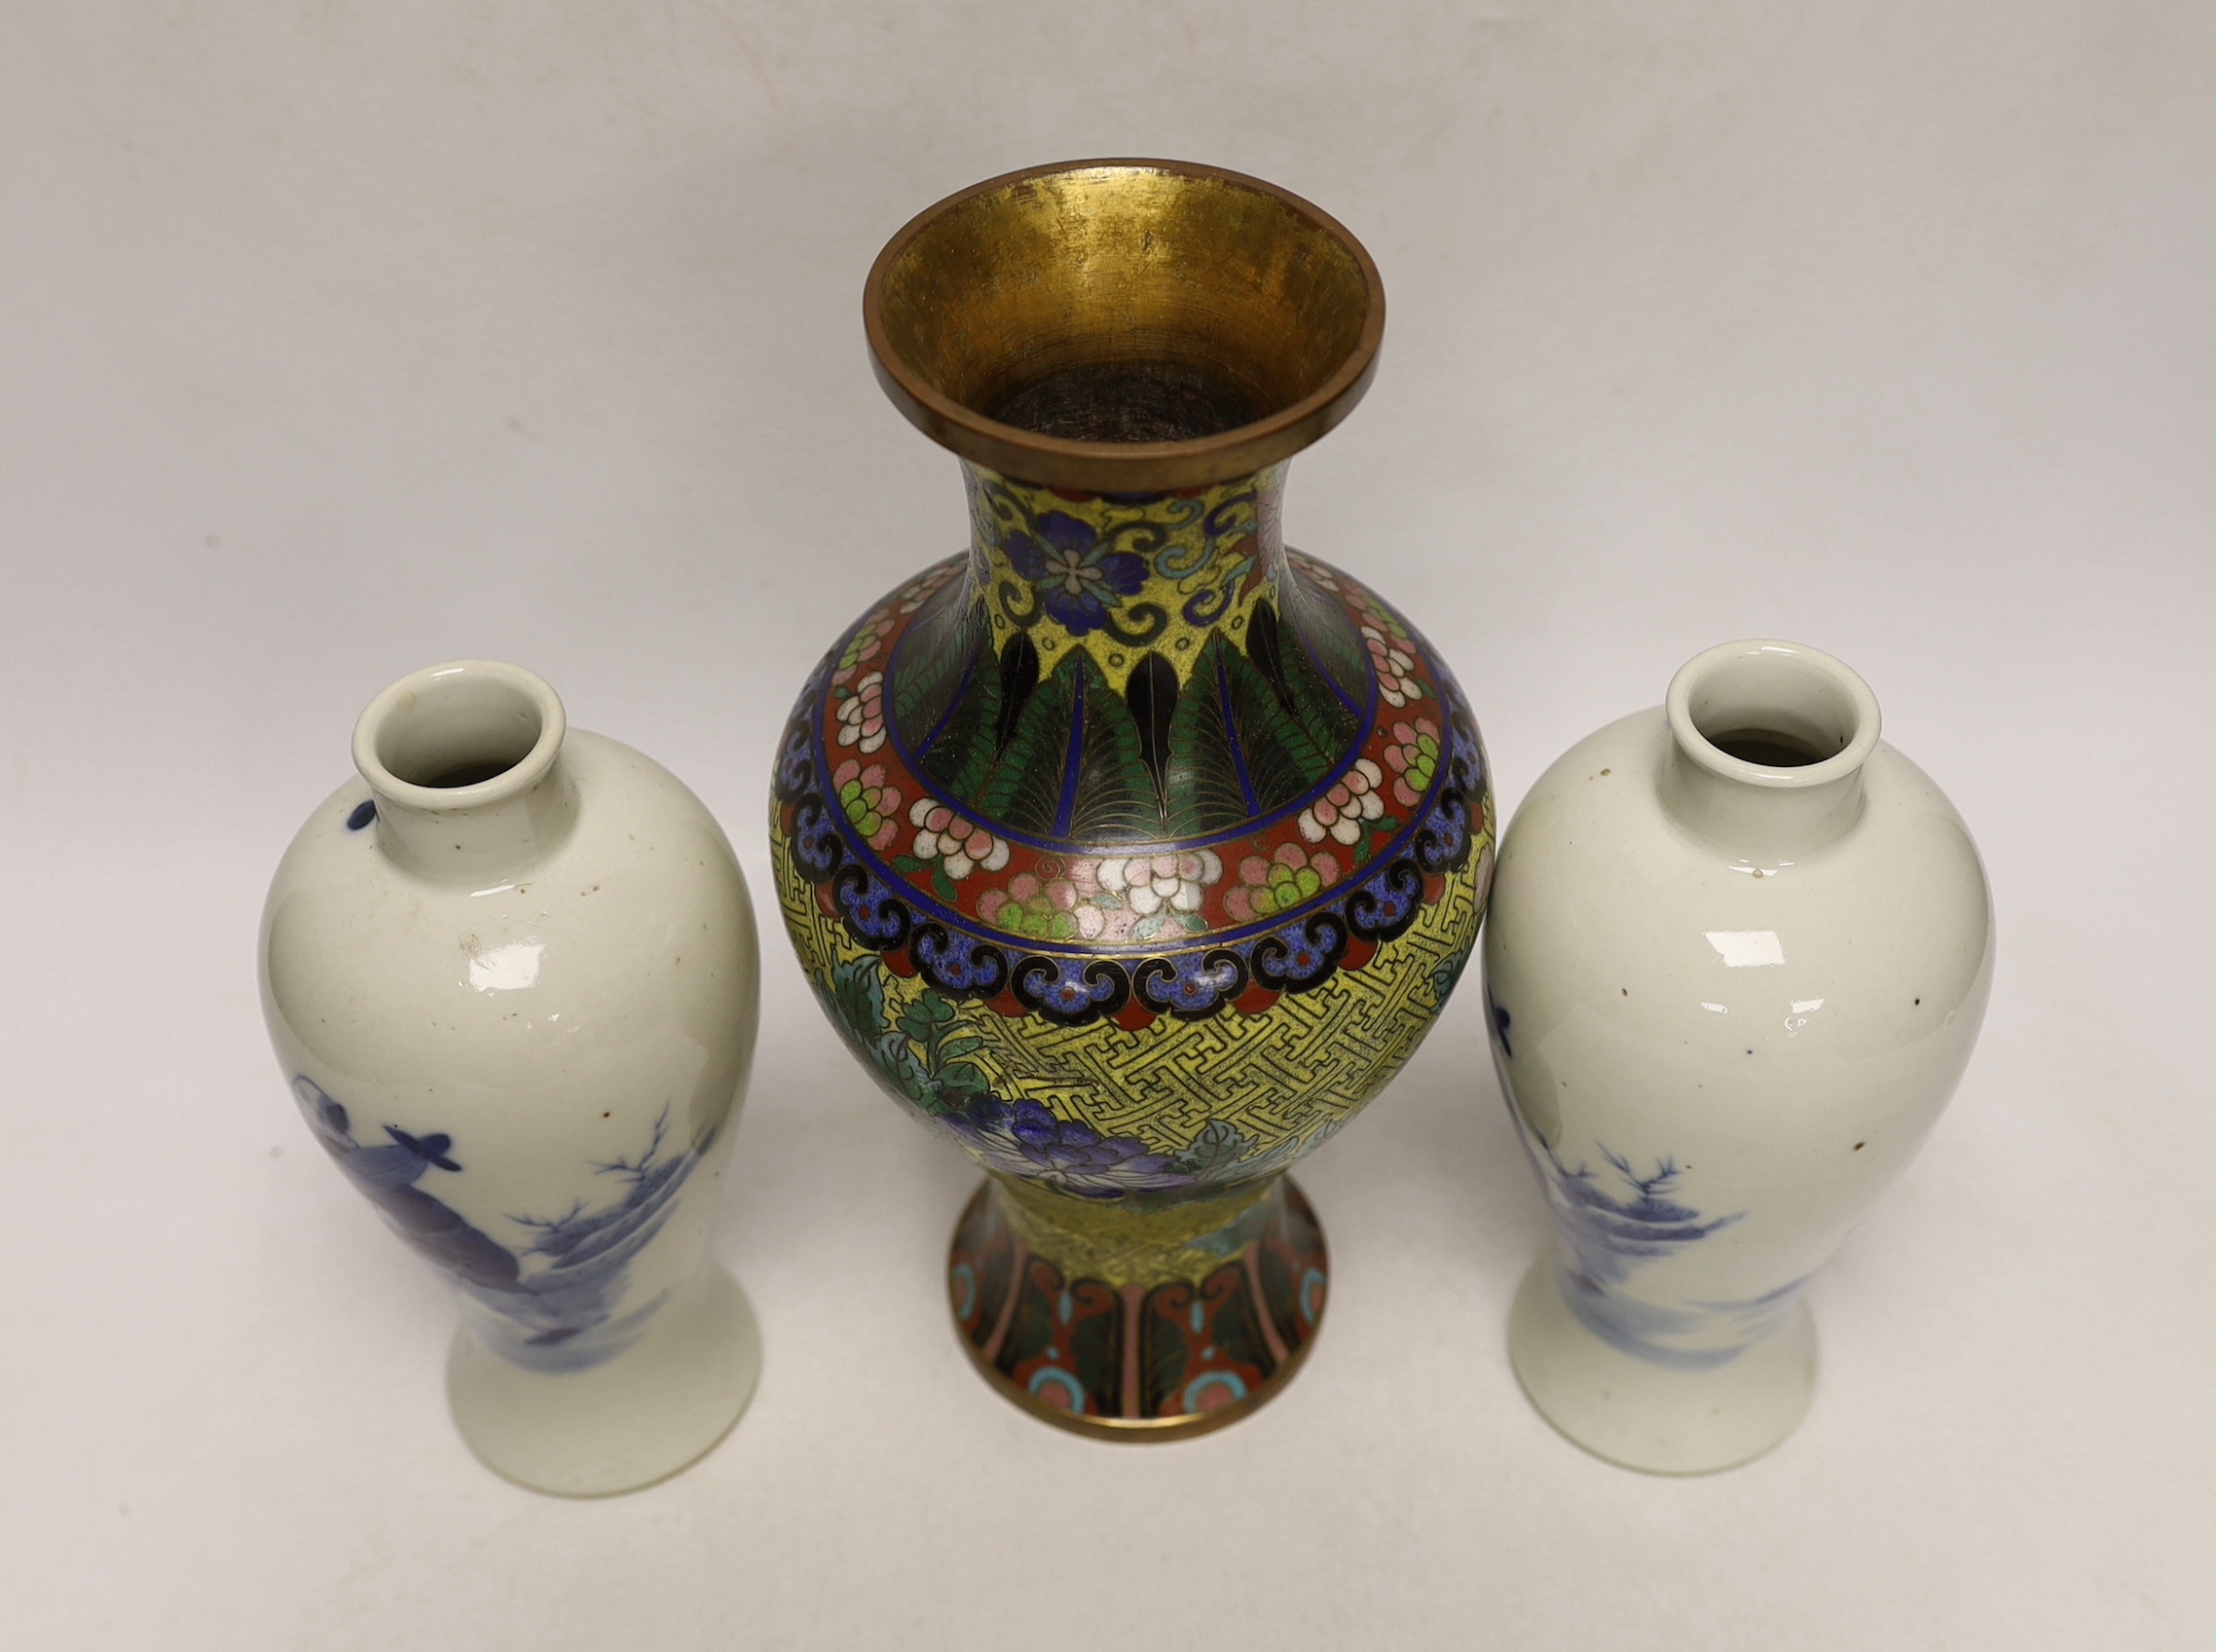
1482,641,1993,1473
260,660,761,1494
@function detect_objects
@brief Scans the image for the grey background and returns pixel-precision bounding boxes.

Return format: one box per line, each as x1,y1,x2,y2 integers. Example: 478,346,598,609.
2,3,2208,1646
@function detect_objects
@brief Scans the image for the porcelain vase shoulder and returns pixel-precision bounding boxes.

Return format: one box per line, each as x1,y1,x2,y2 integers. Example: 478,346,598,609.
1482,640,1993,1473
770,160,1494,1438
260,660,762,1495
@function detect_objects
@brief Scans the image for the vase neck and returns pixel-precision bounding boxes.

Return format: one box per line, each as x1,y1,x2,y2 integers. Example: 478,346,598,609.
1661,750,1866,863
1656,640,1883,863
351,661,579,884
961,460,1287,695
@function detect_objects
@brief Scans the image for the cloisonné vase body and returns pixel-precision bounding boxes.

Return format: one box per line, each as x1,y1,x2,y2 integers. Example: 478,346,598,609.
1483,640,1993,1473
262,661,762,1494
771,161,1493,1437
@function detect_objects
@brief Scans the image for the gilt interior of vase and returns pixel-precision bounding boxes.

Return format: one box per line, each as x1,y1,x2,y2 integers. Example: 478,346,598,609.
871,166,1378,445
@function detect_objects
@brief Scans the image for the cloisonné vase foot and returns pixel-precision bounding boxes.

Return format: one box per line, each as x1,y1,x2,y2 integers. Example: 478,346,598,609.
773,161,1492,1439
948,1175,1328,1440
1506,1257,1816,1475
448,1262,761,1496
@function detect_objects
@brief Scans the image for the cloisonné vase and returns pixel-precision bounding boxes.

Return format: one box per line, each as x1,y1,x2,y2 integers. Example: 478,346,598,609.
262,661,762,1494
770,161,1493,1438
1484,640,1993,1473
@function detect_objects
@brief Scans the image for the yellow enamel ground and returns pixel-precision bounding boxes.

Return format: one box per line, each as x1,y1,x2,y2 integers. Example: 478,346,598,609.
771,826,1490,1166
963,463,1284,695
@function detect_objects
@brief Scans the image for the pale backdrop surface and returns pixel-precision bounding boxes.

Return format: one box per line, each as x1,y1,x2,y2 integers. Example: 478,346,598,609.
1,4,2208,1647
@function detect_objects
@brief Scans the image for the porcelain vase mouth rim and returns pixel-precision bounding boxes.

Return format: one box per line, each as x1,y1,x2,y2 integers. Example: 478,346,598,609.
1666,638,1884,790
863,157,1385,494
352,658,569,813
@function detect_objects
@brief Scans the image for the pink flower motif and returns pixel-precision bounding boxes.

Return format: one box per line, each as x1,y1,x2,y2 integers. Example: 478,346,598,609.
831,620,891,688
1299,758,1385,846
895,562,960,613
1361,624,1422,708
1097,851,1223,940
1382,717,1442,809
832,758,902,852
979,867,1090,939
835,672,886,753
906,796,1010,880
980,853,1222,944
1061,859,1114,941
1223,842,1343,923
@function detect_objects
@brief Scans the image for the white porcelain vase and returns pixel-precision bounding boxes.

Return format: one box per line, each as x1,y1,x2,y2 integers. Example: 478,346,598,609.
260,661,762,1495
1482,640,1993,1474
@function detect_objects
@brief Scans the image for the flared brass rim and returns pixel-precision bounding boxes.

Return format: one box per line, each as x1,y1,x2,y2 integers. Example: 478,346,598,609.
864,158,1385,493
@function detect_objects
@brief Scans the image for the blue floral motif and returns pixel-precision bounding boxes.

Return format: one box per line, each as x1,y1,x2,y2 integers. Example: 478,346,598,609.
1001,513,1146,636
296,1077,704,1373
812,959,1203,1196
944,1093,1193,1199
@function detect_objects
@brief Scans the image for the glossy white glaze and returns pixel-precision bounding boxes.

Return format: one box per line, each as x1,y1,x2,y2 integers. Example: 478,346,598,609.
260,661,761,1494
1483,640,1993,1473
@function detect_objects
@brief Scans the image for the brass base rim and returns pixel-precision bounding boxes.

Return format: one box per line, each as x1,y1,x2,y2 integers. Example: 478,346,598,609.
945,1177,1328,1443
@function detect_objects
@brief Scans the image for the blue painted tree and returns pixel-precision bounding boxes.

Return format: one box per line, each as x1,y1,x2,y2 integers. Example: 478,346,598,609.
1535,1142,1739,1294
502,1105,703,1353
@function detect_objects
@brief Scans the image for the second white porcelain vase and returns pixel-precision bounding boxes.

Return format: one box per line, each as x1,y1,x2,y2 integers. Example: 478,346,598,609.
1482,640,1992,1474
260,661,762,1495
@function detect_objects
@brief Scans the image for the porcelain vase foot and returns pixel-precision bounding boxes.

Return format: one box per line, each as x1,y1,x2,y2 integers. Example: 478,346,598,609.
946,1176,1329,1441
1506,1256,1817,1475
446,1262,761,1496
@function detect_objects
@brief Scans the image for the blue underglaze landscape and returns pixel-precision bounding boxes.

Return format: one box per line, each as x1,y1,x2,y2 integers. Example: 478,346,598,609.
1516,1120,1802,1372
295,1077,703,1373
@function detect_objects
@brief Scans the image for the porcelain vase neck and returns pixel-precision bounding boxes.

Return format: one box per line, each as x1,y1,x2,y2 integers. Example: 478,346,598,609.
1657,640,1884,863
351,660,580,884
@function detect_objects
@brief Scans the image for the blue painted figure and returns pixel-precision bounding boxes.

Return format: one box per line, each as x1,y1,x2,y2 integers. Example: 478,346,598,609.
295,1077,706,1372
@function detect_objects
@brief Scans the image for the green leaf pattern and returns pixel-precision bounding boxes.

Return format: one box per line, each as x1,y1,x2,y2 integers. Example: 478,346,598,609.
809,958,989,1119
